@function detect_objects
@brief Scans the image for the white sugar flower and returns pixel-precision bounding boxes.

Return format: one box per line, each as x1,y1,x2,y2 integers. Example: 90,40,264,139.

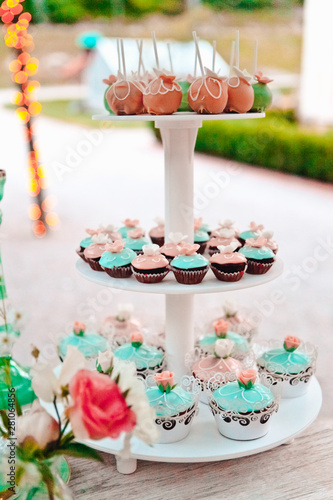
154,217,164,226
92,233,111,245
97,350,114,372
142,244,160,256
217,228,235,239
262,230,274,240
218,219,235,229
215,339,234,359
223,299,238,317
117,303,133,321
31,346,87,403
217,241,238,254
168,232,188,245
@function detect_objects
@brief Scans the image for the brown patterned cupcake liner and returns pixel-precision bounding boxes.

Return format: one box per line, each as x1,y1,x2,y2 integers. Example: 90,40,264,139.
210,266,245,282
171,266,208,285
132,269,170,283
246,260,273,275
103,265,133,278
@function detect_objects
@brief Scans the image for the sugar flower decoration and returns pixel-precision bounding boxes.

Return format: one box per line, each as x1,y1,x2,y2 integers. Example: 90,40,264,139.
97,350,114,373
123,218,139,228
284,336,301,352
142,244,160,256
179,243,200,256
86,228,101,236
99,223,118,233
262,230,274,241
194,217,203,232
102,74,117,86
218,219,235,229
131,332,143,348
214,339,234,359
73,322,86,335
249,221,264,233
217,228,235,239
155,371,175,393
217,241,239,254
154,217,164,226
168,232,188,245
214,319,229,337
237,369,257,390
255,71,273,84
105,240,125,253
223,299,238,317
117,303,133,322
246,236,267,248
92,233,111,245
128,228,144,239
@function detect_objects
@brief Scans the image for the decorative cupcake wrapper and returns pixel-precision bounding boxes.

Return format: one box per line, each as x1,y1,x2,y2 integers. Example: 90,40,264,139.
87,258,104,272
155,403,199,430
246,260,273,275
103,264,133,279
209,397,279,427
132,269,169,284
171,266,208,285
76,248,89,263
210,266,246,282
257,365,315,388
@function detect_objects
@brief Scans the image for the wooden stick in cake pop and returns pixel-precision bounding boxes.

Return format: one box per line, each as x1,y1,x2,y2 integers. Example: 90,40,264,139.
235,30,240,69
192,31,204,76
253,40,258,76
167,42,174,74
152,31,160,70
212,40,216,73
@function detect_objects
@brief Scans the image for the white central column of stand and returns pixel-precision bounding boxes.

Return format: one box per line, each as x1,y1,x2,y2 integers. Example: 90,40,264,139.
155,119,202,379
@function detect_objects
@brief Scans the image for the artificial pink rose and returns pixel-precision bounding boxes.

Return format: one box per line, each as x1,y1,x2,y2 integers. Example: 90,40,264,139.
131,332,143,346
284,335,301,352
123,218,139,228
238,369,257,389
73,321,86,335
66,369,136,441
105,240,125,253
155,371,175,391
214,319,229,337
178,243,200,256
128,228,144,239
194,217,203,232
255,71,273,84
246,236,267,248
249,221,264,233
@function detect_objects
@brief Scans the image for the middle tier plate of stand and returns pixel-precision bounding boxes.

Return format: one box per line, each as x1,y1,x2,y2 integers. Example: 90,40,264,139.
76,257,283,295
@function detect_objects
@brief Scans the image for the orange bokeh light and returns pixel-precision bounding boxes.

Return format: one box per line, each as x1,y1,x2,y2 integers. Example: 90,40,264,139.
28,101,41,115
45,212,59,227
9,59,21,72
28,204,41,220
33,220,46,238
14,70,27,83
15,107,29,123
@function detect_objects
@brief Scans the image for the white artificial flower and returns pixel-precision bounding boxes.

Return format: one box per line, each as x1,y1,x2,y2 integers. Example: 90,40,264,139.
217,228,235,239
97,350,114,372
168,232,188,245
142,244,160,256
217,241,238,254
218,219,235,229
223,299,238,317
154,217,164,226
92,233,111,245
31,346,87,403
117,303,133,322
17,400,59,449
215,339,235,359
0,332,15,355
262,230,274,240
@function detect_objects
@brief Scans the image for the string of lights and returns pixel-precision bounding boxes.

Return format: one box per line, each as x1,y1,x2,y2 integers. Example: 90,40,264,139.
1,0,59,237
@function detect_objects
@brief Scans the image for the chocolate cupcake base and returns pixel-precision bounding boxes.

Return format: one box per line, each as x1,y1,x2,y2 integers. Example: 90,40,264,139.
87,257,103,272
150,236,165,247
76,247,88,263
132,267,170,284
195,242,207,255
171,266,208,285
103,264,133,279
246,258,274,275
211,266,245,282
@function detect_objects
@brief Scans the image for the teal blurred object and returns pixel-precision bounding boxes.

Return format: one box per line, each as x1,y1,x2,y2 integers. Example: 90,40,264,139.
0,171,6,203
76,31,103,50
0,356,37,409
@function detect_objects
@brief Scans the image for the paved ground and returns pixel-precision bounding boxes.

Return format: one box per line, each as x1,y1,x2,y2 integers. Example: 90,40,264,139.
0,88,332,423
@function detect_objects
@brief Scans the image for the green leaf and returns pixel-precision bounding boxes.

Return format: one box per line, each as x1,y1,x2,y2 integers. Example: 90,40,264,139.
165,385,171,394
54,443,103,462
158,384,165,393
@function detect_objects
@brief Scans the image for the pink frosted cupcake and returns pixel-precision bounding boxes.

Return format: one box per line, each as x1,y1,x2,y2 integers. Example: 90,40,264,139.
211,219,239,238
131,244,170,283
210,242,247,282
160,232,188,262
149,217,165,246
83,233,112,271
100,303,142,343
239,236,275,275
208,228,241,257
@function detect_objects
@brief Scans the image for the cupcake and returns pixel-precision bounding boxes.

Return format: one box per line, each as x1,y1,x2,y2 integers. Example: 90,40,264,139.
58,322,108,361
208,228,241,257
83,233,112,272
124,228,149,254
119,218,140,238
213,299,258,342
114,332,164,379
262,230,278,254
160,232,188,262
100,303,142,343
99,240,136,278
149,217,165,246
238,221,264,246
199,319,249,359
131,244,170,284
192,339,242,404
256,336,317,398
209,369,279,440
239,236,275,275
210,243,247,282
211,219,239,238
194,218,209,254
145,371,200,443
76,228,101,263
171,244,209,285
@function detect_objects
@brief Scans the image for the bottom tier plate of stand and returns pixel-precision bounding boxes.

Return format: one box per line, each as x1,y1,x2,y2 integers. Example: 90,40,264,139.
85,377,321,469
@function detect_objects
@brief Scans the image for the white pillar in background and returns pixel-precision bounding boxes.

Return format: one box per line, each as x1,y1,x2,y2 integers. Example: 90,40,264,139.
298,0,333,126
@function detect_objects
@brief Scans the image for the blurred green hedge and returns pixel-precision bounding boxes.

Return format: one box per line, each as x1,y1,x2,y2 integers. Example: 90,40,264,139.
151,111,333,182
203,0,303,9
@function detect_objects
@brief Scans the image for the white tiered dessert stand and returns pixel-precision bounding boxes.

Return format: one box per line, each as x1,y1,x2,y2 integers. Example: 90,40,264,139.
77,112,322,474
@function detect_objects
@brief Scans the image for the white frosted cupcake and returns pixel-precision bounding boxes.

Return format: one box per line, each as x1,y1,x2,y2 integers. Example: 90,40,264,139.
209,369,279,440
145,372,200,443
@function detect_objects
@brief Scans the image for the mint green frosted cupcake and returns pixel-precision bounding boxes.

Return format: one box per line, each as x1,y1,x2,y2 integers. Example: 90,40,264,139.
124,227,149,254
239,236,275,274
59,322,107,360
171,244,209,284
100,240,136,278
